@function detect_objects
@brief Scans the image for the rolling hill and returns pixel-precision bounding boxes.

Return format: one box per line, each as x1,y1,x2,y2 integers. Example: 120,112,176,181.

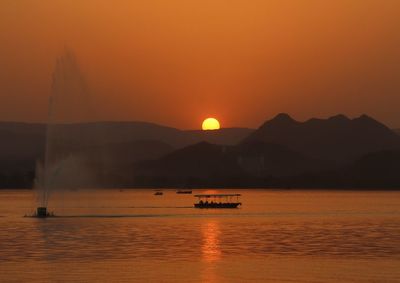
132,141,334,187
243,113,400,162
1,115,399,188
0,121,253,187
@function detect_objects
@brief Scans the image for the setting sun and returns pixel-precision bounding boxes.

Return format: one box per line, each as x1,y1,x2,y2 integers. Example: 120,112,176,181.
202,118,220,130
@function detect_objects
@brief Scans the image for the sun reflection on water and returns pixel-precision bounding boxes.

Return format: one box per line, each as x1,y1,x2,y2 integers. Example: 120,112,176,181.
201,220,222,283
201,220,221,262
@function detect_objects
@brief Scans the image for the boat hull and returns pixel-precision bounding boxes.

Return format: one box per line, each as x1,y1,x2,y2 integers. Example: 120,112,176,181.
194,202,241,209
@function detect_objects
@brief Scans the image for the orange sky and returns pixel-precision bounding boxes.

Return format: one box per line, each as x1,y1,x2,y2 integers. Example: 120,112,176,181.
1,0,400,129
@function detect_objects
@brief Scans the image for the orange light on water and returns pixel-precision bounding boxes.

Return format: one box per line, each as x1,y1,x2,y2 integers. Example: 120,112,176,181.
201,221,221,262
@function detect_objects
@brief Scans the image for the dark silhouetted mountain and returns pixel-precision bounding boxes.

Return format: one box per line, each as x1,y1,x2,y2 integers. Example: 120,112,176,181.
280,149,400,189
0,121,253,160
235,141,334,176
86,140,174,167
0,121,253,187
344,150,400,187
134,142,242,181
243,113,400,162
184,128,254,146
394,129,400,136
34,121,253,148
0,121,252,163
1,118,400,189
0,123,45,160
132,141,334,187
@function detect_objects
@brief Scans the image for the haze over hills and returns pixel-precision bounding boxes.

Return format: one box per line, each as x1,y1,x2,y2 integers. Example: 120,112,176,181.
0,114,399,188
0,121,253,161
2,121,253,145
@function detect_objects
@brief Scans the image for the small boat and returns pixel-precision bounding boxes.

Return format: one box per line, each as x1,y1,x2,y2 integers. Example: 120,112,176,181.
194,194,242,209
176,190,192,194
154,190,163,196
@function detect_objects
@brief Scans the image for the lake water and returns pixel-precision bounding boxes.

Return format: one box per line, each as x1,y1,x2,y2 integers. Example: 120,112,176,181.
0,189,399,282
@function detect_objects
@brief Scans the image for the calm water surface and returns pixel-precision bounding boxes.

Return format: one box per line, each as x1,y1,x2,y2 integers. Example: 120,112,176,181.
0,189,399,282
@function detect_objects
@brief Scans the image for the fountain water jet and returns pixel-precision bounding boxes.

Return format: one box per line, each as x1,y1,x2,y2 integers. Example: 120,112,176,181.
34,49,94,217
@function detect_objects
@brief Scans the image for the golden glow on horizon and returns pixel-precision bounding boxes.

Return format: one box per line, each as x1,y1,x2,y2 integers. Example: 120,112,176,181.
202,118,220,131
1,1,400,128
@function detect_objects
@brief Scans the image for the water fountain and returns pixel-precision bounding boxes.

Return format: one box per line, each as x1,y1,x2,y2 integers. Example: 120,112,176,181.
34,49,93,217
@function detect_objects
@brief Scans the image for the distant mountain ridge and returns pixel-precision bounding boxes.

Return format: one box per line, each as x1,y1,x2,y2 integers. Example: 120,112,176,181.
0,121,253,146
0,121,254,161
243,113,400,162
133,141,333,185
1,115,400,188
0,121,254,187
132,141,400,188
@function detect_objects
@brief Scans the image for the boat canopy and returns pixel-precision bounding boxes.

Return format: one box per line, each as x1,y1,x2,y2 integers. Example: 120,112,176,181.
194,194,241,198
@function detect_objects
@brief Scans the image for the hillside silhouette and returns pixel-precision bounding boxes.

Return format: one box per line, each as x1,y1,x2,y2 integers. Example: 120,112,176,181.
132,141,334,187
243,113,400,162
0,122,252,174
0,115,399,188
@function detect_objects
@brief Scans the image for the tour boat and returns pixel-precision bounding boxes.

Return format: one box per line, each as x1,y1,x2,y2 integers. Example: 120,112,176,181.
194,194,242,208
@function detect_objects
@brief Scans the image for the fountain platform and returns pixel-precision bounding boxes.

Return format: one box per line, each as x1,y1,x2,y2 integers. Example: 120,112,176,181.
34,207,54,218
